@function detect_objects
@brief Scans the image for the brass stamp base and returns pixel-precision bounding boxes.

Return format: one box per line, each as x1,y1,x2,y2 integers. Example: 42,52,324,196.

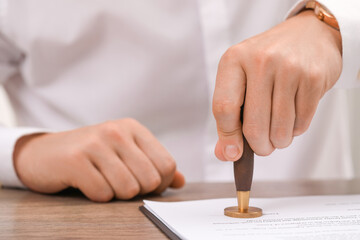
224,206,263,218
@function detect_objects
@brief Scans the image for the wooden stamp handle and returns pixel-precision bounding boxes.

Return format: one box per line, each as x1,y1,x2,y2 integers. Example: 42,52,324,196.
233,104,254,192
234,136,254,191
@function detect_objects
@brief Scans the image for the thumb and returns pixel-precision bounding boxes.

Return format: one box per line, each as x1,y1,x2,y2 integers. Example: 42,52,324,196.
215,122,244,162
169,170,185,189
212,45,246,162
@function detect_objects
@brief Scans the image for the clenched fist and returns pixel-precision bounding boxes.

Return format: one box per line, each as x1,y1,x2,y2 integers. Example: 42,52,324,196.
14,118,185,202
213,10,342,161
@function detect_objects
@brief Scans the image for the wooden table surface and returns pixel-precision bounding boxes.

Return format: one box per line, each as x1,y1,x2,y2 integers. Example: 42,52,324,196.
1,179,360,239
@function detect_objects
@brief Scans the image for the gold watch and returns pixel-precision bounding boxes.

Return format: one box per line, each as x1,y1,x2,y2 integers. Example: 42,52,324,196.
305,1,339,31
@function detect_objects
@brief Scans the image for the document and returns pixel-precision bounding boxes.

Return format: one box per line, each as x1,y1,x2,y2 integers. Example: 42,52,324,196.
140,194,360,240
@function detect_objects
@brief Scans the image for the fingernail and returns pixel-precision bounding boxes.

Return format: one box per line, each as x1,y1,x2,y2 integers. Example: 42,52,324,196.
225,145,240,160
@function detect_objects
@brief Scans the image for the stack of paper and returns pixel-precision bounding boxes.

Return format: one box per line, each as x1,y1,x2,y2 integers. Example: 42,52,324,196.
140,195,360,240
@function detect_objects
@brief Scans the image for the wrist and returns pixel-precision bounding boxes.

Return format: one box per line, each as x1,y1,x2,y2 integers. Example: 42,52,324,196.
295,10,342,56
13,133,47,185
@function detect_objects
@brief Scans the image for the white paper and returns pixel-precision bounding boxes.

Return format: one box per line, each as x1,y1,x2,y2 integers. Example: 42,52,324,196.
144,195,360,240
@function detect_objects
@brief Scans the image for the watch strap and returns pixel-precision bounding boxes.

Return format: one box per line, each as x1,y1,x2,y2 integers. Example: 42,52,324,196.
305,1,339,31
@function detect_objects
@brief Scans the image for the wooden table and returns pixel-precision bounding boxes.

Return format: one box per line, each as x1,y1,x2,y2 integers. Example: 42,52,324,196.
1,179,359,239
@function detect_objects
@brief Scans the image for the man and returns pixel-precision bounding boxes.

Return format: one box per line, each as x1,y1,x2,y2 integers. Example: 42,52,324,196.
0,0,359,201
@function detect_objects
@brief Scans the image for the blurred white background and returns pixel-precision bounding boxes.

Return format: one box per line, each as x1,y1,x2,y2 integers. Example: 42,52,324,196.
347,89,360,177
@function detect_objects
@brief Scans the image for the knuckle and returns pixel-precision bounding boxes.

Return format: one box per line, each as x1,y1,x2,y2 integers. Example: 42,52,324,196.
100,121,128,143
254,47,276,67
212,99,240,117
100,121,118,136
82,135,103,152
308,67,323,83
151,174,162,189
161,158,176,176
221,45,243,63
144,174,162,193
307,67,325,95
120,184,140,200
121,118,140,127
217,127,242,138
282,56,301,74
66,149,86,165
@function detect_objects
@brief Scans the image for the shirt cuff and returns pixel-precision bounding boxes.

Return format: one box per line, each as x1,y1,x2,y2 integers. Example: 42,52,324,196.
0,127,49,188
285,0,360,89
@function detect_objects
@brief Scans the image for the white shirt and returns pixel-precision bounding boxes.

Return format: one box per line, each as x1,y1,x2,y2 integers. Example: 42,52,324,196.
0,0,359,187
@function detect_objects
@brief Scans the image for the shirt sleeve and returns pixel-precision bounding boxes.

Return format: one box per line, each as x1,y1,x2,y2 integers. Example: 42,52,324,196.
0,29,33,188
286,0,360,88
0,126,51,188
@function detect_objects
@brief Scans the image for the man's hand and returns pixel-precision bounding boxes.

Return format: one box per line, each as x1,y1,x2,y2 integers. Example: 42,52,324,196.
14,119,185,202
213,10,342,161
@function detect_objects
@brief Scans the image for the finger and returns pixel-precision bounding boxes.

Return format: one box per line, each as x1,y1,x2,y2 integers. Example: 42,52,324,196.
293,77,322,136
90,148,140,200
69,158,114,202
169,171,185,189
133,124,177,192
243,70,275,156
113,140,162,195
270,69,298,148
153,170,185,194
212,46,246,161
